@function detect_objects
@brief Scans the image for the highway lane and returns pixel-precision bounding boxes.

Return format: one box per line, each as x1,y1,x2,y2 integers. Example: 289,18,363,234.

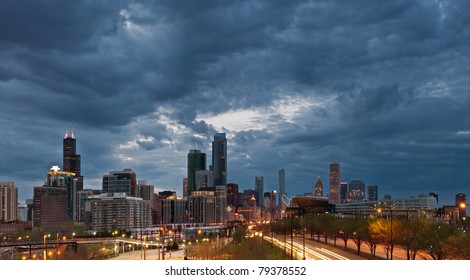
266,235,366,260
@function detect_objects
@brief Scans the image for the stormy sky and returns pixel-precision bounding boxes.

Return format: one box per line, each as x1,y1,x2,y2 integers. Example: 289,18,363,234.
1,0,470,206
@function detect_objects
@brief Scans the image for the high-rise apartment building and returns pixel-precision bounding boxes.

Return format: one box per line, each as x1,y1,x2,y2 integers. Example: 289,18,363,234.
189,190,216,224
314,176,323,197
0,182,18,222
328,163,340,204
255,176,264,208
63,128,83,190
83,193,151,231
102,169,137,196
33,175,69,230
278,169,285,206
187,150,206,198
456,193,467,218
367,185,378,201
212,133,227,186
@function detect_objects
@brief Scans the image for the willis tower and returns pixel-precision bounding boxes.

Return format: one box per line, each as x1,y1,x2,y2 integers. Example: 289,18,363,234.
63,128,83,191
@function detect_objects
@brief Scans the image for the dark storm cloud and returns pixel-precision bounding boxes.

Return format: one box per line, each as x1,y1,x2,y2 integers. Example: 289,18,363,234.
1,0,470,206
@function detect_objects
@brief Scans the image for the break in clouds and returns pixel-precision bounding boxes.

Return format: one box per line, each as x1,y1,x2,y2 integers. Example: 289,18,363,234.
1,0,470,205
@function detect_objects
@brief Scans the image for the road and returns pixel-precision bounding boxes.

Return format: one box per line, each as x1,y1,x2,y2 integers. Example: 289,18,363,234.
266,235,366,260
110,247,185,260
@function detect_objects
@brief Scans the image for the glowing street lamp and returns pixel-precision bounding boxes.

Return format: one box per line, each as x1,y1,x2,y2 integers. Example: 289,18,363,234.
43,234,50,260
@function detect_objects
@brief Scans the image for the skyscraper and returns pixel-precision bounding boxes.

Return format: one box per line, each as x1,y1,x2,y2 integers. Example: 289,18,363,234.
195,170,214,189
456,193,467,219
102,169,137,196
45,165,78,221
314,176,323,197
328,163,340,204
255,176,264,208
187,149,206,198
33,166,72,229
340,182,348,203
278,169,285,206
367,185,378,201
63,128,83,191
226,183,239,211
212,133,227,186
348,180,365,202
0,182,18,222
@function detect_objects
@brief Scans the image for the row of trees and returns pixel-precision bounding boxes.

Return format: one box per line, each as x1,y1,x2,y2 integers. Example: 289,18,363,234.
262,214,470,260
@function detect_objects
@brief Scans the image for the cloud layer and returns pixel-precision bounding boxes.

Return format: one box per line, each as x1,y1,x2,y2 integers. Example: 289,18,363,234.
1,0,470,206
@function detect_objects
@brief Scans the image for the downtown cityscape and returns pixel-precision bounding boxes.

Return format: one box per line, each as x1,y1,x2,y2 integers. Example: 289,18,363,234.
1,0,470,269
0,129,469,261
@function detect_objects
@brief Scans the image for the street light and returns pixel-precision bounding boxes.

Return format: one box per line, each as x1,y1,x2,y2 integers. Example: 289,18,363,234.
43,234,50,260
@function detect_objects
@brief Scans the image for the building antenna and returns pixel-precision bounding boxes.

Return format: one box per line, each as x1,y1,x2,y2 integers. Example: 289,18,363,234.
64,128,68,139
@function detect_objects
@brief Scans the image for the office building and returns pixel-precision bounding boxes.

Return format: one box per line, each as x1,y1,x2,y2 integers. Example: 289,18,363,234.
0,182,18,222
226,183,239,211
45,165,78,221
195,170,214,190
328,163,340,204
215,185,227,224
340,182,348,203
162,196,186,224
367,185,378,201
152,194,164,225
456,193,467,218
278,169,285,206
63,128,83,190
348,180,365,202
212,133,227,186
135,180,155,201
18,204,27,221
255,176,264,208
77,189,96,222
187,150,206,198
102,169,137,196
314,176,323,197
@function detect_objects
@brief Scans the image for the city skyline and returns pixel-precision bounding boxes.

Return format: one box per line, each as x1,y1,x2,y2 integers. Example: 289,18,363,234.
1,1,470,207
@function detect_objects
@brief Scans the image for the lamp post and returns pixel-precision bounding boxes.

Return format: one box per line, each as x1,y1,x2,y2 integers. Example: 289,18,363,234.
43,234,50,260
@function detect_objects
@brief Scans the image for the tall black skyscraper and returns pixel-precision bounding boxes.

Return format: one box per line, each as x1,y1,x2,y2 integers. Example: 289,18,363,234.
212,133,227,186
278,169,285,206
186,150,206,198
255,176,264,208
63,128,83,191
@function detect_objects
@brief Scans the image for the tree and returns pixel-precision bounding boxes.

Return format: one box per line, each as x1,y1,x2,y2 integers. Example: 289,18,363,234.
316,214,336,244
369,219,393,259
350,217,370,255
394,218,424,260
418,221,457,260
336,218,354,250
